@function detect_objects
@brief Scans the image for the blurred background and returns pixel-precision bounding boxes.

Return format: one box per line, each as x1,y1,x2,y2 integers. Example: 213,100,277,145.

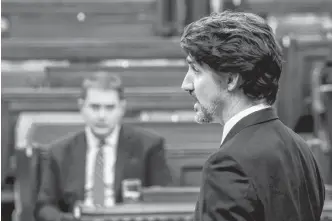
1,0,332,221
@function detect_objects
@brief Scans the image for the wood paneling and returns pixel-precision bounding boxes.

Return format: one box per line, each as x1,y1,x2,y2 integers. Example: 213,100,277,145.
2,1,155,14
1,0,185,61
6,14,153,39
247,0,332,14
2,64,187,88
2,88,192,112
2,1,155,38
1,71,47,88
2,38,185,61
46,65,187,88
276,38,332,129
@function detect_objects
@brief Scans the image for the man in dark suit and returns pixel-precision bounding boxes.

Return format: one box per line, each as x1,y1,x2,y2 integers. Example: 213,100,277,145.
35,72,172,221
180,11,325,221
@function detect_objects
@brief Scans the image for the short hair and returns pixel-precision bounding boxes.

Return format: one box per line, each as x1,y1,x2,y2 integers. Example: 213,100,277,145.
80,71,124,100
180,11,283,105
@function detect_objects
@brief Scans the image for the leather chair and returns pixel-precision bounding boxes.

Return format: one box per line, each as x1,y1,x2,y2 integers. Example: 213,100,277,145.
1,100,11,186
13,145,47,221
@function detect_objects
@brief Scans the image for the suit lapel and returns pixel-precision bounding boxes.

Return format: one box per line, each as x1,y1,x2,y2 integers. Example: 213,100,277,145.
114,125,133,202
64,132,87,202
222,107,279,145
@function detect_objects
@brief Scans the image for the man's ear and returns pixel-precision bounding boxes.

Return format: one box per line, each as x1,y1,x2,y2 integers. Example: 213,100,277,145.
119,100,127,118
120,99,127,111
226,73,241,92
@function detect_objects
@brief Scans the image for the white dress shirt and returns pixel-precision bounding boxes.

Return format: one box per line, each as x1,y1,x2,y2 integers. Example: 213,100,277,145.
221,103,271,145
84,125,120,207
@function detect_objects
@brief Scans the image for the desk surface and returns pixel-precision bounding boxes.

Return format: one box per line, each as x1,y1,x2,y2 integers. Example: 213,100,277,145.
82,202,195,216
63,201,332,218
63,203,195,221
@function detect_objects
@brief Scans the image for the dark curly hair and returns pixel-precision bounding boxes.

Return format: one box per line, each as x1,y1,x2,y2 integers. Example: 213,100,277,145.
180,11,283,105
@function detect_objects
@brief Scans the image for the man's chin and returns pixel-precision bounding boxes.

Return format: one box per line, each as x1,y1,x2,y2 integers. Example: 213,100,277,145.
194,112,213,124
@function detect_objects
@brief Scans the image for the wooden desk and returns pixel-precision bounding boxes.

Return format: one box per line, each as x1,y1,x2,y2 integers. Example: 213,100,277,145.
65,203,195,221
63,185,332,221
60,201,332,221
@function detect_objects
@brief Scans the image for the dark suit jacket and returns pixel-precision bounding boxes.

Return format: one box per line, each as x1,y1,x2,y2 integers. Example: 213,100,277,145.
35,124,172,221
194,108,325,221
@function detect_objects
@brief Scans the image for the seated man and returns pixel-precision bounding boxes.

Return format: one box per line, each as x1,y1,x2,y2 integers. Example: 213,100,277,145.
35,72,173,221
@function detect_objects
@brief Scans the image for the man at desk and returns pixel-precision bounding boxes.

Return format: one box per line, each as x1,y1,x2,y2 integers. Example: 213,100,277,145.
35,72,172,221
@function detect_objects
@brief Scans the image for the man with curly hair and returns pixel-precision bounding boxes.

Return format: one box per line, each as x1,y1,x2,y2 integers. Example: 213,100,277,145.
180,11,325,221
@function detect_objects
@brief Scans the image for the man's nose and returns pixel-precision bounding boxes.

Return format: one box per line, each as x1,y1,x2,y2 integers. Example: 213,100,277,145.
98,108,107,119
181,73,194,92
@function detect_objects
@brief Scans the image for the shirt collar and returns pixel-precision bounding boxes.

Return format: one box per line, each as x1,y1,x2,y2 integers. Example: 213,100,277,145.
221,103,271,145
85,125,121,149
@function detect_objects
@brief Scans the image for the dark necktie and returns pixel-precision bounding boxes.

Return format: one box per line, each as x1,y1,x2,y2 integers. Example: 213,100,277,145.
92,138,106,206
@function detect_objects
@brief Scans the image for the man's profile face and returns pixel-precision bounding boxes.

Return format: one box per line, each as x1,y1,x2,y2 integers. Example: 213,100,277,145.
181,56,227,124
79,88,125,138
